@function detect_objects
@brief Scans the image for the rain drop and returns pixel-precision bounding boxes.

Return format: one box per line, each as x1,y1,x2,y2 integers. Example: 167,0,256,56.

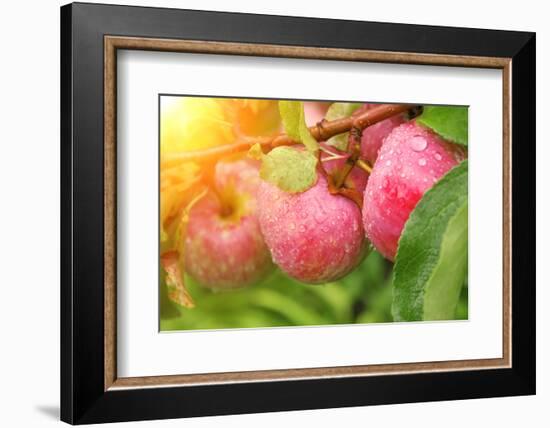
434,153,442,161
409,136,428,152
386,160,392,166
283,201,290,213
418,158,427,167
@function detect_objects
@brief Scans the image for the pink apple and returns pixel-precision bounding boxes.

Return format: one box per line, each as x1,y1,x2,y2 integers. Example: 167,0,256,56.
362,121,466,261
184,159,274,289
359,103,407,165
258,173,367,284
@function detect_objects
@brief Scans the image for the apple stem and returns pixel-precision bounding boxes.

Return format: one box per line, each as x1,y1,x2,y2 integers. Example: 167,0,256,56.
356,159,373,174
332,126,363,189
319,145,347,160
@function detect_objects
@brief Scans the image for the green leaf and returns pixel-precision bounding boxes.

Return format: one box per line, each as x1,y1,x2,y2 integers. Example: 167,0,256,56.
279,101,301,138
417,106,468,146
260,146,318,193
392,160,468,321
279,100,319,152
324,102,362,151
299,118,319,153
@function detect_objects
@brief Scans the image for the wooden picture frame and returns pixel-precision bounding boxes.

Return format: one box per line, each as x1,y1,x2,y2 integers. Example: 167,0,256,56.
61,2,535,424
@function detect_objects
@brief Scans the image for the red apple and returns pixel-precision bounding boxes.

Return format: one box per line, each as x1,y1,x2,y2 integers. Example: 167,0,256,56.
258,173,367,284
359,103,407,165
184,159,274,289
362,121,466,261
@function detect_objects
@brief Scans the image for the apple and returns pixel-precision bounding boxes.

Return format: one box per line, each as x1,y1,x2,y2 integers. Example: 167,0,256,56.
362,121,466,261
184,159,274,289
258,172,367,284
359,103,407,165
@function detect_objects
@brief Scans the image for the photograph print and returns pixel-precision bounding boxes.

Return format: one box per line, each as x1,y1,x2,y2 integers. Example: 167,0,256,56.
159,96,468,332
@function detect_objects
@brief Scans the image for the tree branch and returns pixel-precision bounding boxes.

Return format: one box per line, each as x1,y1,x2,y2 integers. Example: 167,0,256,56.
161,103,422,168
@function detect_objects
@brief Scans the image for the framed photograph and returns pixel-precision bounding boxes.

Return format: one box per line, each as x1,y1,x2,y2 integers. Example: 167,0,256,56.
61,2,535,424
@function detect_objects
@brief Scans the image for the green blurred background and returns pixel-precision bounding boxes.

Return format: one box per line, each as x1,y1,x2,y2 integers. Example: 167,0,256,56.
160,250,468,331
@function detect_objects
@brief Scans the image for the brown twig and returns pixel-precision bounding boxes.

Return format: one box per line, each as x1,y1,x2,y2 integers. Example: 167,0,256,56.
325,125,365,209
161,103,421,168
333,126,363,188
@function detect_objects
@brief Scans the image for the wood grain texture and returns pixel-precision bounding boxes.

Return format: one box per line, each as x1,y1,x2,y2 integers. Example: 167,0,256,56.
104,35,512,391
502,62,512,367
104,37,117,391
111,357,508,389
106,36,510,68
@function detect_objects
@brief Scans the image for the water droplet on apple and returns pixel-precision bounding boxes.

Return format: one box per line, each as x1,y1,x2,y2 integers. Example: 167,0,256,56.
314,212,325,223
282,201,290,213
418,158,427,166
410,136,427,152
